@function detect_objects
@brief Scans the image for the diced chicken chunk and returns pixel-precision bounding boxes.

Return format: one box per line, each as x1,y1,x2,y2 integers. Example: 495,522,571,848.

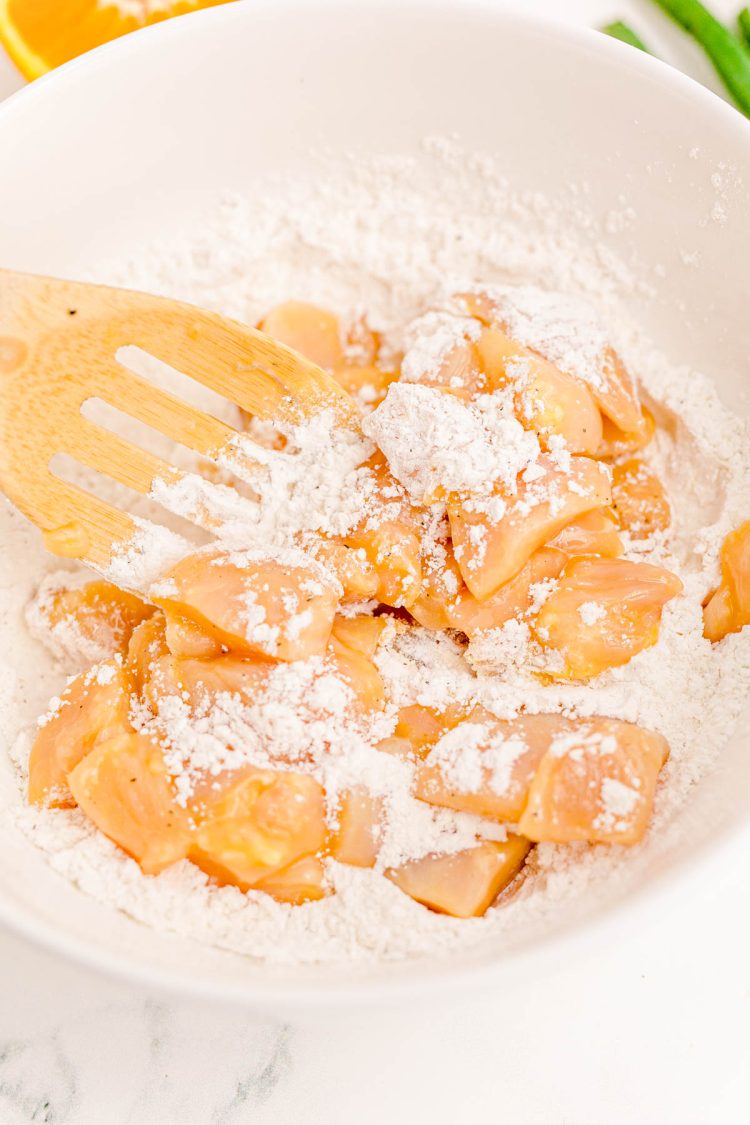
387,837,530,918
150,550,338,662
518,718,669,845
533,557,683,680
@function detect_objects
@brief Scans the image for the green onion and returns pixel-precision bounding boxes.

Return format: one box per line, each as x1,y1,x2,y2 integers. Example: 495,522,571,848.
738,7,750,49
601,20,652,52
649,0,750,115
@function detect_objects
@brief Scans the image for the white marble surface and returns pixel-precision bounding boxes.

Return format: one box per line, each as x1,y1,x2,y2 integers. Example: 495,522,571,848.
2,1,750,1122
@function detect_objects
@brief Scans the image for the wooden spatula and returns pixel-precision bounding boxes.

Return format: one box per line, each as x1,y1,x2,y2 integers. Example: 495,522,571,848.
0,268,357,572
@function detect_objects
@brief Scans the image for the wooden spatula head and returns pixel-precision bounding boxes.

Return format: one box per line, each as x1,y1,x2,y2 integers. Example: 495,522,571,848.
0,269,357,571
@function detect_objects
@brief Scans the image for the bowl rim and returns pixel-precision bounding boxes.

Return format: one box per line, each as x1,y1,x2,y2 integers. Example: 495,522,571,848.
2,0,750,1009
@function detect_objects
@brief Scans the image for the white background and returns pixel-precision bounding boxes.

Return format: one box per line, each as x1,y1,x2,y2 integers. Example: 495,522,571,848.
1,2,749,1123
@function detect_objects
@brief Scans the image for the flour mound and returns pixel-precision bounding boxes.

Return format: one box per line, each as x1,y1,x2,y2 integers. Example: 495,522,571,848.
8,143,750,967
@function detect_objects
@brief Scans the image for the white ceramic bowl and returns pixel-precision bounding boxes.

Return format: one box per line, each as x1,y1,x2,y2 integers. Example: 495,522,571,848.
2,0,750,1010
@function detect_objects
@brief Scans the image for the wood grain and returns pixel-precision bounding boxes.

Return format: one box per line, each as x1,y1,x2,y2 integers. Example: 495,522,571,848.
0,269,357,570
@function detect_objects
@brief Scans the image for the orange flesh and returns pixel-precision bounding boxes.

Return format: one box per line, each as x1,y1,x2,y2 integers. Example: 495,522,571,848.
0,0,235,78
533,557,683,680
386,837,530,918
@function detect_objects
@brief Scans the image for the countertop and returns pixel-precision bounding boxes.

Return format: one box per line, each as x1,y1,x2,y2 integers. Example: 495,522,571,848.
1,2,749,1122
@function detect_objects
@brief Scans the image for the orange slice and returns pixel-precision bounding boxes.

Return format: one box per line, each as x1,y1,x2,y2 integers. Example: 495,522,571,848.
0,0,236,80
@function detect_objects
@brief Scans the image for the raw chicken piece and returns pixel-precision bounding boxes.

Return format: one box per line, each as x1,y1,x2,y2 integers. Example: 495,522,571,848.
703,520,750,642
387,837,530,918
448,454,611,598
611,458,670,540
533,557,683,680
29,660,132,807
518,718,669,845
476,325,602,454
189,767,326,890
68,732,191,874
151,549,339,662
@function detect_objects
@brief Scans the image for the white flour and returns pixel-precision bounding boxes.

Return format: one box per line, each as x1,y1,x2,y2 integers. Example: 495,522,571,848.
466,283,610,391
5,143,750,966
362,384,539,500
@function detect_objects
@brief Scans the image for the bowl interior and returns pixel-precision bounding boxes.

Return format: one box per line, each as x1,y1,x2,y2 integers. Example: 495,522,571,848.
1,0,750,1005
